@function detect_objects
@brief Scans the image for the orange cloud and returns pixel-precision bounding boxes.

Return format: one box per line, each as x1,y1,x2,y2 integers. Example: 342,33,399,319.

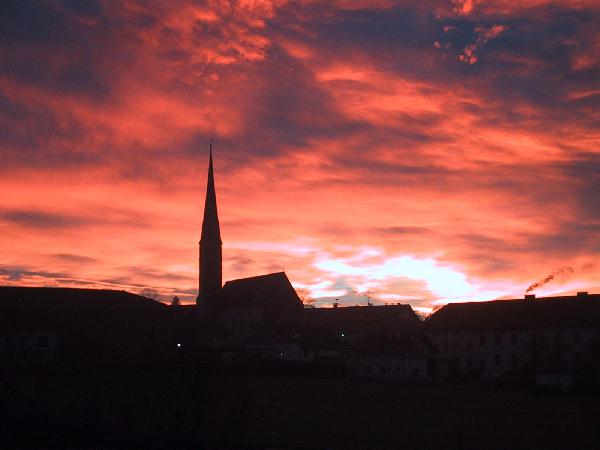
458,24,508,64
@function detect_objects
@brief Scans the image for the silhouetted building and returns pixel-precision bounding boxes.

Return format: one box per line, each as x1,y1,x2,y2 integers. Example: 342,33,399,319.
194,148,302,338
0,286,174,367
347,332,442,380
303,304,421,350
425,292,600,387
197,145,222,314
219,272,302,338
302,304,450,379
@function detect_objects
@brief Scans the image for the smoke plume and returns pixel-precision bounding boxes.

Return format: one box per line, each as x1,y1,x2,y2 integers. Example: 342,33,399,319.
525,267,574,293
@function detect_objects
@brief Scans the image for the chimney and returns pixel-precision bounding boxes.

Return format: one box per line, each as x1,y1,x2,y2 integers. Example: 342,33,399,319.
524,294,536,300
577,291,588,297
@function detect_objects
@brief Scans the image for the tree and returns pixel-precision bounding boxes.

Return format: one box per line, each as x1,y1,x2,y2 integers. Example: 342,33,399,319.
430,304,444,315
296,288,316,308
170,296,181,307
140,288,161,302
358,289,374,306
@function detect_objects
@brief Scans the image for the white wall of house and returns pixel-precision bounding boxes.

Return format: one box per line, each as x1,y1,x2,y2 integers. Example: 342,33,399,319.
427,328,597,377
244,342,305,362
536,371,576,391
348,356,428,379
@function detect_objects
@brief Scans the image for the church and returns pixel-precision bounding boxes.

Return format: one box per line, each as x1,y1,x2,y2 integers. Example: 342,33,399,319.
194,146,303,338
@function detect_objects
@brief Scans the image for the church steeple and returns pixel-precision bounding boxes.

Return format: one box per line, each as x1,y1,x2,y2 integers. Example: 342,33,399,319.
197,142,222,308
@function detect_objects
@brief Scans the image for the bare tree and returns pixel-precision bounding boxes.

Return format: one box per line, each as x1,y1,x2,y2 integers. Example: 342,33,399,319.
170,296,181,307
431,304,444,315
361,290,373,306
296,288,316,308
140,288,161,302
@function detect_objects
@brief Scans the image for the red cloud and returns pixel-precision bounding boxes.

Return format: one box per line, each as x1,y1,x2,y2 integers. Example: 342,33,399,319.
1,0,599,307
458,24,508,64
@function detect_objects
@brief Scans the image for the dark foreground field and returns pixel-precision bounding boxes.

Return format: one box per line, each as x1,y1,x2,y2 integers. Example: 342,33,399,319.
2,368,599,449
211,375,600,450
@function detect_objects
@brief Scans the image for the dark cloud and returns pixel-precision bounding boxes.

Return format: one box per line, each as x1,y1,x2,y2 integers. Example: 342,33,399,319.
0,210,92,229
0,266,68,282
226,254,256,274
378,226,433,236
563,154,600,220
114,267,191,283
52,253,98,264
0,1,76,45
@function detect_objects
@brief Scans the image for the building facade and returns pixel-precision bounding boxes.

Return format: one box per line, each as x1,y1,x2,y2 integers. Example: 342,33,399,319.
425,292,600,382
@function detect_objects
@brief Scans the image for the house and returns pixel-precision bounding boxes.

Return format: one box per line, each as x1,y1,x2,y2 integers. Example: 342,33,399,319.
347,332,441,380
425,292,600,383
0,286,175,367
303,303,421,344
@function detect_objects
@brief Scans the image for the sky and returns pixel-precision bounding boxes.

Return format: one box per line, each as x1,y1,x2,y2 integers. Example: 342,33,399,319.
1,0,599,311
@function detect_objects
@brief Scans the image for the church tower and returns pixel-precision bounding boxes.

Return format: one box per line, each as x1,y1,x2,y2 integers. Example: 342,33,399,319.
196,143,222,310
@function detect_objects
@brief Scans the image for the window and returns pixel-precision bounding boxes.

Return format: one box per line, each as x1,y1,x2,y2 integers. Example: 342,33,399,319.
480,334,486,347
494,333,501,346
466,357,472,367
466,340,473,351
511,333,518,345
511,354,518,366
573,331,581,344
494,354,501,367
366,366,372,374
380,366,385,374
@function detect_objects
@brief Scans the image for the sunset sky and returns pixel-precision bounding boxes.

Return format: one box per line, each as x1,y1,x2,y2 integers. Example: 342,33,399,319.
1,0,599,311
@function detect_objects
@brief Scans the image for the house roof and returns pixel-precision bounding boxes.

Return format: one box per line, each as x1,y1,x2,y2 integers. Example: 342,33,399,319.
425,293,600,331
304,304,421,332
0,286,167,310
218,272,302,311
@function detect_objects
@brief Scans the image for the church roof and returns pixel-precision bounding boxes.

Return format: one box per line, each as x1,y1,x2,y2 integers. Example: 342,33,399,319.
218,272,302,310
201,147,221,243
425,293,600,331
0,286,167,310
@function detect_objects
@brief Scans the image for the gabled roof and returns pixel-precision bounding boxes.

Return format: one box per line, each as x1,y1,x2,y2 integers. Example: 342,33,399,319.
218,272,302,310
0,286,167,310
304,304,421,332
425,293,600,331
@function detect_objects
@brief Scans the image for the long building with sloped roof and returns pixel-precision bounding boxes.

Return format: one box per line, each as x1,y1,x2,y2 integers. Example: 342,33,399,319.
425,292,600,381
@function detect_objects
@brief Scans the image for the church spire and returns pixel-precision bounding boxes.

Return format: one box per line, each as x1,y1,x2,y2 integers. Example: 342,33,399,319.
201,141,221,243
197,141,222,308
